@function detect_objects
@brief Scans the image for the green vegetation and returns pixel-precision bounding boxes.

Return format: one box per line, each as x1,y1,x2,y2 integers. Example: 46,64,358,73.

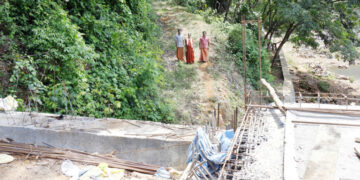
259,0,360,64
172,0,274,89
349,76,355,83
228,26,273,89
0,0,174,122
166,63,197,90
317,81,330,93
175,0,360,64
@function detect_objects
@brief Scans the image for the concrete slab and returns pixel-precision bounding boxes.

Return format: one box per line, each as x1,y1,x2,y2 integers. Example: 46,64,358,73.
0,112,197,169
303,125,341,180
288,104,360,180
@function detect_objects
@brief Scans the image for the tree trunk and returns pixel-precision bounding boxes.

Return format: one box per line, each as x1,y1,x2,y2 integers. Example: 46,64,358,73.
271,23,297,67
264,29,272,40
269,30,274,42
223,0,233,22
232,2,241,22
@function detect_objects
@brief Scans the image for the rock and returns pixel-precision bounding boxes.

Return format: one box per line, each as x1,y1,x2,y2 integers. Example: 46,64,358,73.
338,64,348,69
337,75,349,80
0,96,18,112
308,63,329,77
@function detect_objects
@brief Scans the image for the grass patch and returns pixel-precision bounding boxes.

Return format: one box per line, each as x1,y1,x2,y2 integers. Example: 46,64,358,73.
166,62,197,90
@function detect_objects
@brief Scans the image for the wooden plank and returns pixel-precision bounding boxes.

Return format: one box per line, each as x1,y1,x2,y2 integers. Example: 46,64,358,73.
247,104,360,116
292,120,360,127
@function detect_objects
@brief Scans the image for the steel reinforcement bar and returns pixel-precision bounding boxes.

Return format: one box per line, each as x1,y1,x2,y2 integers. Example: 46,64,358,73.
218,107,265,179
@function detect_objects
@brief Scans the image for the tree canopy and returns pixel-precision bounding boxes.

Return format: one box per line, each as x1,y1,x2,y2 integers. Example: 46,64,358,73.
259,0,360,64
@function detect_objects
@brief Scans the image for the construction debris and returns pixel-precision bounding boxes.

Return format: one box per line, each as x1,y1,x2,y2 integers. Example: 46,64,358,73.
0,141,159,175
79,162,125,180
355,148,360,159
181,128,235,179
0,96,18,112
0,154,14,164
61,160,80,179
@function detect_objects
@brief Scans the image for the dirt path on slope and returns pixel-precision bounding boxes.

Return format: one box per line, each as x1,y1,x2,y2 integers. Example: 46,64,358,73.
152,1,229,124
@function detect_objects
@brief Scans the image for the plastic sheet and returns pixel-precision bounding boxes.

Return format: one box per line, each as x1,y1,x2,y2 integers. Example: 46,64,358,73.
187,128,234,175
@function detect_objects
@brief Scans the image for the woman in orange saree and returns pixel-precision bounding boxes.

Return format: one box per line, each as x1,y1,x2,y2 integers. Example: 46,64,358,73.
185,33,195,64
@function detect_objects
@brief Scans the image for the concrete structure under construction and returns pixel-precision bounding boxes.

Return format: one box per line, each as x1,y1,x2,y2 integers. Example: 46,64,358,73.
0,112,197,169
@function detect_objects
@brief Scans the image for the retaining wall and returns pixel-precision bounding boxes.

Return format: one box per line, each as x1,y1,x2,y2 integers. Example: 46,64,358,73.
0,125,190,169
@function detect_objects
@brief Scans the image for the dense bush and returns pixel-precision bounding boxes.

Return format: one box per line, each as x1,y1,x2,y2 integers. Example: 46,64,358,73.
172,0,207,12
317,81,330,93
228,26,273,89
0,0,174,123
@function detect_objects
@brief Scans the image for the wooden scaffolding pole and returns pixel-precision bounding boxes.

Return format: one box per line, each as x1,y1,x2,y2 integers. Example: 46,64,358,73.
241,16,247,110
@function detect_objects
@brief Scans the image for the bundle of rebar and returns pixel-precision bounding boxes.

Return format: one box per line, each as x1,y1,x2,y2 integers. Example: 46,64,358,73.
218,108,265,179
0,141,159,175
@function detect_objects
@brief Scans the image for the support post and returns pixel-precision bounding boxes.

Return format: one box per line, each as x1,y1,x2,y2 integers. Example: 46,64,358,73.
217,103,220,127
242,16,247,110
235,107,238,131
342,94,348,109
214,108,217,127
258,18,262,105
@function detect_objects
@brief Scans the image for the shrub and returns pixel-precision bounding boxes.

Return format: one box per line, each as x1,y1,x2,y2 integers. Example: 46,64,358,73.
228,26,273,89
318,81,330,92
173,0,207,12
0,0,174,123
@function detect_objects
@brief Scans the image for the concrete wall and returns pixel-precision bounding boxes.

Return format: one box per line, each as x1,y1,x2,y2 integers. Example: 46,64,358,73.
279,50,295,103
0,125,190,169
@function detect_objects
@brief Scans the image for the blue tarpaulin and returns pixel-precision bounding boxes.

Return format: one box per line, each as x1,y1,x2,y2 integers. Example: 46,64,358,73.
187,128,234,175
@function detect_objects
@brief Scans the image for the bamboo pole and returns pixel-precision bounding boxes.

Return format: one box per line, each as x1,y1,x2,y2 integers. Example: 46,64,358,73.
217,103,220,127
260,78,286,114
258,18,262,105
242,16,247,110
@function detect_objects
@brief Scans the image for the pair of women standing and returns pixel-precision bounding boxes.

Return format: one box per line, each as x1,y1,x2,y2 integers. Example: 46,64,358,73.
176,29,210,64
